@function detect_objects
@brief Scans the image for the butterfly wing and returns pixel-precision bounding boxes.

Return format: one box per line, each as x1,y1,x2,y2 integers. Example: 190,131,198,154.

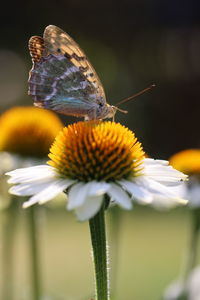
28,25,107,118
43,25,106,100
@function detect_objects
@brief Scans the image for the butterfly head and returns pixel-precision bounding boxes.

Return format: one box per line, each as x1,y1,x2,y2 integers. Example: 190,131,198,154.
96,103,117,120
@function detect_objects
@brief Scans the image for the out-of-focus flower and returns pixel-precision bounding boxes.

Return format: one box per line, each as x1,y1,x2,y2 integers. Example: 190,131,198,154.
170,149,200,175
163,279,185,300
0,106,63,208
164,150,200,300
170,149,200,207
187,267,200,300
6,121,187,221
164,267,200,300
0,106,63,159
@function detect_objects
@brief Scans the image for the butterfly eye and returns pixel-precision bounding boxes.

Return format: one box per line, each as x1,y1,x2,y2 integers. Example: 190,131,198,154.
57,48,61,53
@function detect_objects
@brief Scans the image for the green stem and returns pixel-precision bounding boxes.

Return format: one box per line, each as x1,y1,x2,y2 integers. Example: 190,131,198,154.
89,199,110,300
183,209,200,281
1,198,18,300
169,209,200,300
27,205,41,300
109,206,121,299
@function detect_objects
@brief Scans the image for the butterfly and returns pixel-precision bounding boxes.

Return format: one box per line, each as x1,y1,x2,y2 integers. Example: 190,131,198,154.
28,25,118,120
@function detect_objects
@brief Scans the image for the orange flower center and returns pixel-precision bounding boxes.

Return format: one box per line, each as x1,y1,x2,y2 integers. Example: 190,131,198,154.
48,121,145,182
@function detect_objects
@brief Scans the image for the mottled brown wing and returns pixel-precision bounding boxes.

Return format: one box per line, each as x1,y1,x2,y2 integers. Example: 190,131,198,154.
29,36,45,63
43,25,106,101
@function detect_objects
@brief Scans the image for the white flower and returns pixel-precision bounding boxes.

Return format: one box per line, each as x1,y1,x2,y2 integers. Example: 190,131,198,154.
163,279,185,300
6,158,187,221
169,149,200,208
163,267,200,300
6,121,188,221
183,177,200,208
172,177,200,209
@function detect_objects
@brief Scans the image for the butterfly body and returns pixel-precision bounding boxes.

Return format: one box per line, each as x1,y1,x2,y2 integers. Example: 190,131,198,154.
28,25,116,120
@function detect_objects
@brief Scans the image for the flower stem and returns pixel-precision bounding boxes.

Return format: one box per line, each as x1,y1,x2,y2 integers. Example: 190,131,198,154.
1,198,18,300
89,198,110,300
109,206,121,299
183,209,200,281
27,205,41,300
169,209,200,300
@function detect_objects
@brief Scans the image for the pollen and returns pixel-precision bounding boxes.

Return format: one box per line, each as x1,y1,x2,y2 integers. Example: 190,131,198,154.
0,106,63,158
170,149,200,175
48,121,145,182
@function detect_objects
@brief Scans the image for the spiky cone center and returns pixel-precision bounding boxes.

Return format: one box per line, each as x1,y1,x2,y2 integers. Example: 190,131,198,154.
0,106,63,158
48,121,145,182
170,149,200,175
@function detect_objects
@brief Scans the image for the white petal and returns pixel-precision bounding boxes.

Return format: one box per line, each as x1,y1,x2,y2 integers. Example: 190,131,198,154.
6,165,57,184
67,181,110,210
74,195,104,221
87,181,110,196
9,179,56,196
23,179,74,208
67,182,90,210
139,177,187,206
151,195,186,209
6,165,53,176
142,158,187,183
143,158,169,166
107,183,132,209
141,177,181,197
119,179,152,204
187,184,200,208
163,279,184,300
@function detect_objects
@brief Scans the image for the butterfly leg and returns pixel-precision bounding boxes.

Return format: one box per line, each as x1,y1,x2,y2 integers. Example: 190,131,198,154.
87,108,97,120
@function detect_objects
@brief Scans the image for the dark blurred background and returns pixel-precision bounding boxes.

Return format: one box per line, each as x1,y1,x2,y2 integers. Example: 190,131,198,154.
1,0,200,158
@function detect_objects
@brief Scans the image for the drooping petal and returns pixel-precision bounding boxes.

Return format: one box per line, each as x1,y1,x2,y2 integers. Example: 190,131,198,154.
119,179,152,204
67,181,110,210
142,158,187,184
138,177,187,207
107,183,132,209
9,179,56,196
67,182,90,210
142,158,169,166
140,177,182,197
6,165,54,176
181,182,200,208
23,179,74,208
74,195,104,221
151,195,186,209
6,165,57,184
117,157,188,208
87,181,110,196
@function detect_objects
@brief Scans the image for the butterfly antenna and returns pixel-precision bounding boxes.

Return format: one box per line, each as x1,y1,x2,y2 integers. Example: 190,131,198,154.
115,84,156,107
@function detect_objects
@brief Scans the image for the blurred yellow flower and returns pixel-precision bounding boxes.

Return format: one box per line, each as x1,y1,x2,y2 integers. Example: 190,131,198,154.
0,106,63,158
170,149,200,175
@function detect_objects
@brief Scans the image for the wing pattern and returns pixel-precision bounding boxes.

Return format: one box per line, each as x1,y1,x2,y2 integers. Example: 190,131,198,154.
28,25,115,119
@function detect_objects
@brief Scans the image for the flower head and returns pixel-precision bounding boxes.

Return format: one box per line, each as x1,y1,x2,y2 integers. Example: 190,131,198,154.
48,121,144,181
170,149,200,175
170,149,200,207
0,106,63,158
6,121,188,221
